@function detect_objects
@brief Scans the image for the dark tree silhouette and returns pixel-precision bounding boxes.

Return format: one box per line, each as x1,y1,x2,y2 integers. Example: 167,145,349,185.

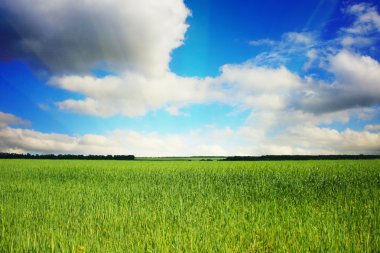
224,155,380,161
0,153,135,160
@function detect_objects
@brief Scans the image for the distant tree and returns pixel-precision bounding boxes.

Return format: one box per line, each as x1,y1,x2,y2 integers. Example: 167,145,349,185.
0,152,135,160
224,155,380,161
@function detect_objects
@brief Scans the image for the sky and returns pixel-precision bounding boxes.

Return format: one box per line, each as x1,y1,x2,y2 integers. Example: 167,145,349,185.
0,0,380,156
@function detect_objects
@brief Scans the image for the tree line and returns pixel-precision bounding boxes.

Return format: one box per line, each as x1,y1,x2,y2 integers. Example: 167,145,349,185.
224,155,380,161
0,153,135,160
1,153,379,161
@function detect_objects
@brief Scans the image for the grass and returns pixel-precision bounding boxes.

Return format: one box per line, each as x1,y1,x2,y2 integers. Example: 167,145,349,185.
0,159,379,252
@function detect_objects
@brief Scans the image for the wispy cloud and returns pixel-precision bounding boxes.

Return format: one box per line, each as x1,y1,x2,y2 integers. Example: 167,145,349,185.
249,38,276,46
343,3,380,35
339,3,380,49
0,112,30,128
249,32,317,67
365,124,380,132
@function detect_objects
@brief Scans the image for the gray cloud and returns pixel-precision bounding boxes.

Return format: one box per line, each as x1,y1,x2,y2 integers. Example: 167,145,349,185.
0,0,190,75
295,50,380,114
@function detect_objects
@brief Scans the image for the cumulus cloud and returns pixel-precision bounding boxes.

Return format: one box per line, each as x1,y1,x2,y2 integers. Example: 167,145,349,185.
49,46,380,120
0,127,186,156
51,48,380,118
2,0,379,120
218,64,301,94
275,126,380,154
1,112,379,156
296,50,380,113
216,63,301,112
50,72,225,117
0,114,236,156
50,63,302,116
0,0,190,75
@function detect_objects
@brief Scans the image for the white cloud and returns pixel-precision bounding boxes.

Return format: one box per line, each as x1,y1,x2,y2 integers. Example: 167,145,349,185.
0,112,30,128
243,95,286,111
249,38,276,46
276,126,380,154
250,32,316,67
357,108,378,120
218,64,301,94
248,4,380,68
51,71,225,117
341,36,372,47
3,0,379,120
37,103,51,111
51,48,380,118
330,50,380,94
263,110,350,129
365,124,380,132
0,123,230,156
344,3,380,35
303,49,318,70
339,3,380,49
51,63,302,116
1,2,380,156
0,0,190,75
296,50,380,113
165,105,186,116
1,112,379,156
241,108,353,148
249,32,314,48
283,32,314,45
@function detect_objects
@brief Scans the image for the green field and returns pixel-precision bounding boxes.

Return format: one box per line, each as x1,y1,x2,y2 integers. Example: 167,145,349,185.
0,159,379,252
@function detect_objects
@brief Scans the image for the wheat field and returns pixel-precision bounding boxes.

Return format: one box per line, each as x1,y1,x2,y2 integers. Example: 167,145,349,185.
0,159,379,252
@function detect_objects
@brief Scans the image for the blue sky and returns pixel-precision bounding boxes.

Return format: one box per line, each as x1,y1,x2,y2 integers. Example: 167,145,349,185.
0,0,380,156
